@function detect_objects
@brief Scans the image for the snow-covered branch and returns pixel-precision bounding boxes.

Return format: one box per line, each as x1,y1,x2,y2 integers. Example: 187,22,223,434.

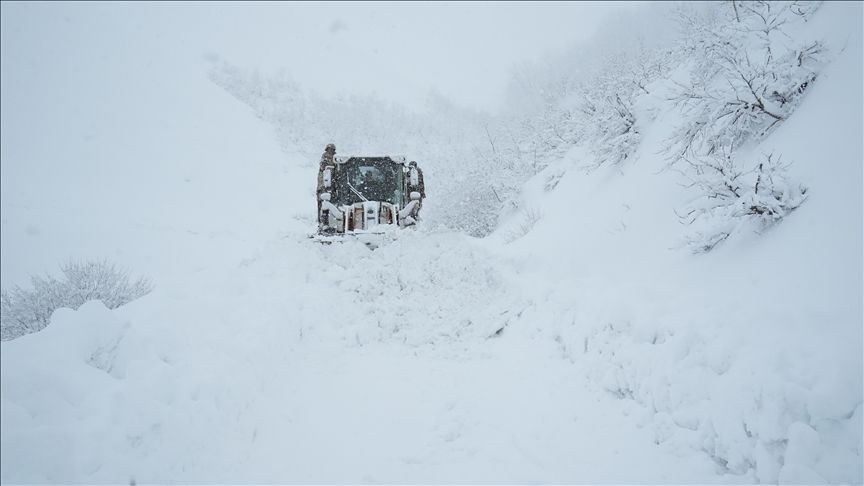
1,260,153,341
666,1,825,161
677,151,808,252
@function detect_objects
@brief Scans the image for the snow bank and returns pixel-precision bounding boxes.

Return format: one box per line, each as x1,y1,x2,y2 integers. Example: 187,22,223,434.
1,294,286,483
1,301,130,481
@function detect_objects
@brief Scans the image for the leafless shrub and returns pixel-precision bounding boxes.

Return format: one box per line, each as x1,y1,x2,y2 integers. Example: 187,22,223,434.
501,207,543,243
1,259,153,341
666,1,825,163
675,151,808,252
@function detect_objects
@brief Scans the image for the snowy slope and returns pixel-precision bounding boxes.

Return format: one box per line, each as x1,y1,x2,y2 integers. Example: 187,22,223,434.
1,2,861,484
490,2,863,483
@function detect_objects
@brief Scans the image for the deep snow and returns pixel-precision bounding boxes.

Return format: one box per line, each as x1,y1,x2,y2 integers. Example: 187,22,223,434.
1,1,862,484
0,231,727,484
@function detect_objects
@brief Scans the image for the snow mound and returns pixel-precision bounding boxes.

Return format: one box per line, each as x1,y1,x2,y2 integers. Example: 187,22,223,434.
248,228,523,349
1,301,131,481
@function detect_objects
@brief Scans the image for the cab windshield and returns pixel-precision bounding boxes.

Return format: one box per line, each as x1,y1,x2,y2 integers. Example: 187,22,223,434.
344,160,402,205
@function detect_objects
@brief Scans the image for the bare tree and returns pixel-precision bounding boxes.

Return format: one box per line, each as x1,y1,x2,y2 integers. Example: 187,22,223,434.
676,151,808,252
1,260,153,341
666,1,824,161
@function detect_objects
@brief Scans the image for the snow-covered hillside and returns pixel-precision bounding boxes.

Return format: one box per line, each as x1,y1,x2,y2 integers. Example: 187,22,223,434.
489,3,863,482
1,1,861,484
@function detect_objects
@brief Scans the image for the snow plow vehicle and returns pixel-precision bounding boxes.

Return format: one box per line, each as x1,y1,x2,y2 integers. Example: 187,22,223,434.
317,155,425,240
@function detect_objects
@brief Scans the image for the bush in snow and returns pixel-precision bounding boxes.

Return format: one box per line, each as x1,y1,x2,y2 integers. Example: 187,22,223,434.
499,206,543,244
0,259,153,341
667,1,825,161
577,83,641,172
490,5,684,176
675,151,808,252
576,43,676,173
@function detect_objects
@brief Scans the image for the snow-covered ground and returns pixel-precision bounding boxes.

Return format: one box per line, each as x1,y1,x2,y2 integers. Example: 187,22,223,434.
1,230,727,483
1,2,861,484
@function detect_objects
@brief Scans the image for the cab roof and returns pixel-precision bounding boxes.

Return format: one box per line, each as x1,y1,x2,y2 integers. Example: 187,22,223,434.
334,155,407,165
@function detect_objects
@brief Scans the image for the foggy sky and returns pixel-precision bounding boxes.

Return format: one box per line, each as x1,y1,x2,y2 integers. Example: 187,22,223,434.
2,1,648,113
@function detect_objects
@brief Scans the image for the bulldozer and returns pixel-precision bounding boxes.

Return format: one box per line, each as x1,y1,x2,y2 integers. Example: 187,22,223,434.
316,155,424,241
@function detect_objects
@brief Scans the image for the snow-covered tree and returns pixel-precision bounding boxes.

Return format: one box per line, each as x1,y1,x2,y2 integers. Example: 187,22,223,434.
573,40,680,172
490,16,680,175
659,2,821,251
667,1,825,160
1,260,153,341
576,76,641,172
676,151,808,252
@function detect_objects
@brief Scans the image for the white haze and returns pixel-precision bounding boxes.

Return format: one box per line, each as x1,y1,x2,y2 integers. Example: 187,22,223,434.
1,1,648,114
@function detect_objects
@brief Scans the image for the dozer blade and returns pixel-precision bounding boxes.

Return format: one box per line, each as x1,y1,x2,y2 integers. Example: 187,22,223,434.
308,231,396,249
